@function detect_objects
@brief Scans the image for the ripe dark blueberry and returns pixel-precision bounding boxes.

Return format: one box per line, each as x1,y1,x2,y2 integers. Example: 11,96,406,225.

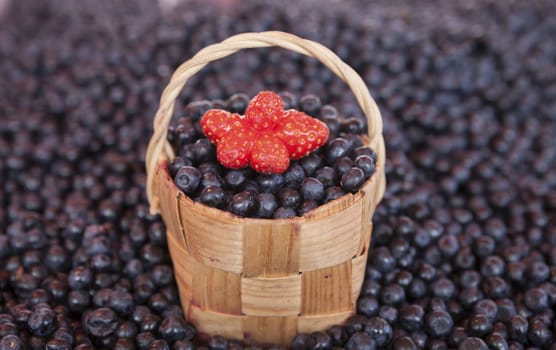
459,287,484,308
229,191,256,217
378,305,398,324
68,266,92,290
174,339,195,350
114,338,135,350
346,332,376,350
208,335,228,350
524,287,549,312
27,305,57,337
283,163,306,188
256,173,284,194
314,166,337,187
526,260,550,284
392,336,417,350
482,276,509,299
458,337,488,350
175,166,201,195
224,170,246,190
255,193,278,218
226,93,250,113
335,157,354,177
45,338,70,350
85,308,118,337
140,313,161,332
200,186,228,209
354,155,375,178
201,172,223,189
184,100,212,121
485,333,508,350
298,200,319,215
425,310,453,337
341,167,365,193
149,339,170,350
116,321,138,339
371,247,396,273
527,319,553,346
399,304,424,332
431,277,456,300
273,207,296,219
473,299,498,321
300,153,323,176
379,284,406,306
136,332,155,350
323,186,345,203
481,255,505,277
301,177,324,202
0,335,23,350
326,138,351,163
277,188,302,209
169,157,192,178
299,94,322,116
509,315,528,342
340,118,366,134
467,314,492,337
357,297,379,317
364,317,392,347
473,236,495,258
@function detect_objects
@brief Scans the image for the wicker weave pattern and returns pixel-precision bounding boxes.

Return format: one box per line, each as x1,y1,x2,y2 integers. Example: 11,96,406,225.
145,31,386,345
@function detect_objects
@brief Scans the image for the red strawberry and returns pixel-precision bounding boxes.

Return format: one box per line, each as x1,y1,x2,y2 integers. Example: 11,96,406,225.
199,91,330,174
216,130,255,169
200,110,244,144
276,110,330,159
250,134,290,174
245,91,284,130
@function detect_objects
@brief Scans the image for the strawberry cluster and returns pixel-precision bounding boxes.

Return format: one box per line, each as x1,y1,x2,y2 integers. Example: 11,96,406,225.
200,91,329,174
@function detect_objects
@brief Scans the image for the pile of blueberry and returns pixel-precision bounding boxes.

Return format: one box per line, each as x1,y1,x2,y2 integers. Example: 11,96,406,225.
1,0,556,349
167,93,377,218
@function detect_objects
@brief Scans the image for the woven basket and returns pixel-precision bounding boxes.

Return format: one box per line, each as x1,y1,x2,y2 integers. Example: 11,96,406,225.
145,31,386,346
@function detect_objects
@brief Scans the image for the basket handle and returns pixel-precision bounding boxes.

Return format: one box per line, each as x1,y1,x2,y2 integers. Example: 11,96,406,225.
146,31,383,214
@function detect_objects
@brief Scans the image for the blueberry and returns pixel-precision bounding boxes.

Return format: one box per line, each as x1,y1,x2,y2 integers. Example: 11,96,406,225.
277,187,302,209
299,94,321,116
485,333,508,350
364,317,392,346
357,297,379,318
27,305,57,336
184,100,212,121
256,173,284,194
300,154,323,176
346,332,376,350
354,155,375,178
399,305,424,332
201,172,223,188
0,335,23,350
85,308,118,337
229,191,256,217
273,207,296,219
283,163,306,188
458,337,488,350
392,336,417,350
341,167,365,193
326,138,351,163
467,314,492,337
169,156,192,178
174,166,201,195
226,93,250,113
314,166,337,188
255,193,278,218
200,186,228,209
224,169,246,190
424,310,453,337
323,186,345,203
300,177,324,202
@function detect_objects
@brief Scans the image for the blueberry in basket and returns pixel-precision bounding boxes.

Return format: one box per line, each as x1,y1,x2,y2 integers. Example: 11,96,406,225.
167,91,377,218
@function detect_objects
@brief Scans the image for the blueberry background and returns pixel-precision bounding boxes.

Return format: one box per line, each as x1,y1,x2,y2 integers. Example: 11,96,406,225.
1,0,556,349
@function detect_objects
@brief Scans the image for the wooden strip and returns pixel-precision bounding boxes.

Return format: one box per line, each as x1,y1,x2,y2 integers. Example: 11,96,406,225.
166,232,196,316
350,248,369,305
179,196,244,274
157,169,189,248
297,198,362,272
297,310,353,334
241,275,302,316
189,305,244,340
301,261,353,315
242,220,300,277
243,316,297,346
358,180,375,255
191,263,241,315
